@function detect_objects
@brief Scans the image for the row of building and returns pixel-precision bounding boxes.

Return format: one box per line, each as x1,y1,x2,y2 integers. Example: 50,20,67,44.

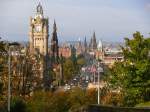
29,2,123,68
59,37,123,67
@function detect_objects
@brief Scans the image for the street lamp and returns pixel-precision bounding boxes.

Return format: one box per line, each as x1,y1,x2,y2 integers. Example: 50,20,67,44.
8,42,20,112
97,62,103,105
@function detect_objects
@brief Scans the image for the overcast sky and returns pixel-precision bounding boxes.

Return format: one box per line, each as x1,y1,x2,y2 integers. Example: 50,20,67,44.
0,0,150,42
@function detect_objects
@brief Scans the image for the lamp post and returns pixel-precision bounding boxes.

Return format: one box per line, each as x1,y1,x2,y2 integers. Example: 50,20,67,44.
8,47,11,112
97,62,103,105
8,42,20,112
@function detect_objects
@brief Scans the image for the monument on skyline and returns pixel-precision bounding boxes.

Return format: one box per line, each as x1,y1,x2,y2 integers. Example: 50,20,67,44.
50,20,59,65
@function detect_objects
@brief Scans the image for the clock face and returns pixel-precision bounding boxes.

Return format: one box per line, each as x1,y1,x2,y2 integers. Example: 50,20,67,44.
35,25,41,32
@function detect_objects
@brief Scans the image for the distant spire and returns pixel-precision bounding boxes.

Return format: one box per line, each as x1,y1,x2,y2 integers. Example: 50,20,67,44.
89,37,92,48
92,32,97,50
84,36,87,53
84,36,87,48
93,32,96,41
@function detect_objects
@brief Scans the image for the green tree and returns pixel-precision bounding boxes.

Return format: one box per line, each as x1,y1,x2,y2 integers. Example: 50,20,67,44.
68,87,97,112
63,59,76,82
109,32,150,106
77,55,86,68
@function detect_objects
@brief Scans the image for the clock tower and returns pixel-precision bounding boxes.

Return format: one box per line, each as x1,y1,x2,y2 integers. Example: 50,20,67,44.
29,3,50,90
29,2,48,55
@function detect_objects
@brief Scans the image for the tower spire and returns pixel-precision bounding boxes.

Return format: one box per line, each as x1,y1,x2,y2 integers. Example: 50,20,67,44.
90,31,97,50
53,19,57,32
36,2,43,15
93,32,97,49
84,36,87,48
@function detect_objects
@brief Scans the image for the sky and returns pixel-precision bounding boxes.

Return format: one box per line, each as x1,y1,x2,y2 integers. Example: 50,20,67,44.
0,0,150,42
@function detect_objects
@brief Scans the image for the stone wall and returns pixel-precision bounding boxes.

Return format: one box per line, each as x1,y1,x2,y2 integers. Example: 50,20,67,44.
87,105,150,112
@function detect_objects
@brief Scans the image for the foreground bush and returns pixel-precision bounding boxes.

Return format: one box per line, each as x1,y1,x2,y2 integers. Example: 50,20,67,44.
26,88,97,112
10,97,27,112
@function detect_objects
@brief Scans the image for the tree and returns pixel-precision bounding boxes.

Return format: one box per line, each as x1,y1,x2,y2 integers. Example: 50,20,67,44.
11,97,27,112
108,32,150,106
0,42,45,97
0,38,6,74
77,55,86,68
68,87,87,111
27,91,69,112
26,88,97,112
48,91,69,112
0,38,7,96
27,91,52,112
63,59,76,82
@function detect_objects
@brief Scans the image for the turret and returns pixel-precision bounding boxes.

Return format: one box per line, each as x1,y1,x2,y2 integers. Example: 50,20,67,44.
35,2,44,18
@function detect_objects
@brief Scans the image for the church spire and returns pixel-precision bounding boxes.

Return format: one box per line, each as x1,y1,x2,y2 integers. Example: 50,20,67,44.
84,37,87,48
84,36,87,53
92,31,97,50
